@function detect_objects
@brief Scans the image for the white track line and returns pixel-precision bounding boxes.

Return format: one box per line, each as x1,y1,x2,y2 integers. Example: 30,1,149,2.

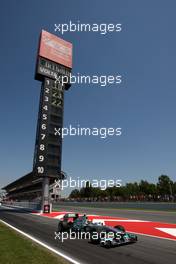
93,219,149,222
126,230,176,242
0,219,82,264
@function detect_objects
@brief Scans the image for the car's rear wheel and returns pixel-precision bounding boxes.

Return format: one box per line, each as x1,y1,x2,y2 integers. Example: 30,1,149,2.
68,222,73,229
62,221,73,231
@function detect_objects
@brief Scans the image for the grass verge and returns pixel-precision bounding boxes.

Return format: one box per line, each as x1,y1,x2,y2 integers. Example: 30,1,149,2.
0,222,69,264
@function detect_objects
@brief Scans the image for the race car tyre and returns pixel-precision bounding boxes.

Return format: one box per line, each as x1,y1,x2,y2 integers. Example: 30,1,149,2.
67,221,73,229
105,240,112,248
62,221,73,231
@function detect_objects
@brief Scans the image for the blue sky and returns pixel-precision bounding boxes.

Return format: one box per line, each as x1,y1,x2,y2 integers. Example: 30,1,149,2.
0,0,176,190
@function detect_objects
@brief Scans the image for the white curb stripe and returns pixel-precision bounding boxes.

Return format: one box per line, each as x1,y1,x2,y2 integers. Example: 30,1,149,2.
156,228,176,237
96,219,149,222
0,219,82,264
126,230,176,242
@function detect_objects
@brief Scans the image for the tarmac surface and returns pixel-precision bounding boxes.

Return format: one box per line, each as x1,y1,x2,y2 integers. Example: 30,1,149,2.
0,206,176,264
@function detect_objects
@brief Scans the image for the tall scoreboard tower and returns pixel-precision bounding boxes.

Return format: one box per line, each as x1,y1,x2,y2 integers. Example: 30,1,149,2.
34,30,72,212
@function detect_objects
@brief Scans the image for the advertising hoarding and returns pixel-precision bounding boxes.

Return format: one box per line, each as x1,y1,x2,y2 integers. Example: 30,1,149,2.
38,30,72,69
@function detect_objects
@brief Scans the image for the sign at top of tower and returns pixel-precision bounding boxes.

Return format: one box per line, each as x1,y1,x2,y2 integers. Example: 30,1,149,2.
38,30,72,69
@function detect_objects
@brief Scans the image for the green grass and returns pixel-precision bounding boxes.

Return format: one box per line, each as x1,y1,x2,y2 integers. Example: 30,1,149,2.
0,223,69,264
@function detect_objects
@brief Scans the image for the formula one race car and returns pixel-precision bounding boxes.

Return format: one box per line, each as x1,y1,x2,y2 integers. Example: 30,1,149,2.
56,213,137,248
57,213,104,233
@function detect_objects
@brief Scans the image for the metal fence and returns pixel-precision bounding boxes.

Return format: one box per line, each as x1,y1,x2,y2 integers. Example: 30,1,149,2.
2,201,41,211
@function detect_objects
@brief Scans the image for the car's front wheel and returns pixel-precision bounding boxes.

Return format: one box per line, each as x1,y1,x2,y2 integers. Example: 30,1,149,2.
105,240,112,248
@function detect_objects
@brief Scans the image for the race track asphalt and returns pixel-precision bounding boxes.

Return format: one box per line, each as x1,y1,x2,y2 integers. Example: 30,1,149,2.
0,206,175,264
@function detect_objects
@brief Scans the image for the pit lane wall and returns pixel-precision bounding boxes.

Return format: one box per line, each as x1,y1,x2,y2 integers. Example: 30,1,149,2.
1,201,42,212
53,201,176,211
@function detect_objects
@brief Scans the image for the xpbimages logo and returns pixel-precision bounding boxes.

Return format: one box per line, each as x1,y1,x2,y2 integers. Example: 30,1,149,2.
54,177,122,191
54,230,122,242
54,125,122,139
55,73,122,87
54,21,122,35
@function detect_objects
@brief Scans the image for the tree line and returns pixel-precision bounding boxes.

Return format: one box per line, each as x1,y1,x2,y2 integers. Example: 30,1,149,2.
69,175,176,202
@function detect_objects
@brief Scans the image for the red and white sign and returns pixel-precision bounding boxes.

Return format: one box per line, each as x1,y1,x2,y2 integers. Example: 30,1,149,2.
38,30,72,68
